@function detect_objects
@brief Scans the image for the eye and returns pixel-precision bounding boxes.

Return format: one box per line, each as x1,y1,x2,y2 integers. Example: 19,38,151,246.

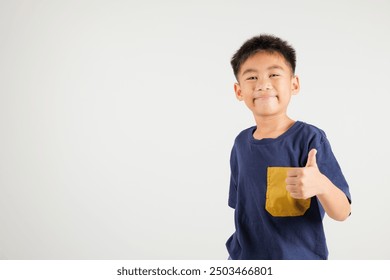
270,74,280,78
246,76,257,80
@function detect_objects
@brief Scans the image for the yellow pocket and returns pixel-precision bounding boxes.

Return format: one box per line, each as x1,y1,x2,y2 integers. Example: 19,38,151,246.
266,167,311,217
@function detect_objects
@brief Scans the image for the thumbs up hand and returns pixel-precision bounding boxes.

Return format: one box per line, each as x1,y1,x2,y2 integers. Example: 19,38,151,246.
286,149,326,199
305,148,318,168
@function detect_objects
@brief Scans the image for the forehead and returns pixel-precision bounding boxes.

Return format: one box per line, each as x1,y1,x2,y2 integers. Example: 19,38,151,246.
239,51,291,75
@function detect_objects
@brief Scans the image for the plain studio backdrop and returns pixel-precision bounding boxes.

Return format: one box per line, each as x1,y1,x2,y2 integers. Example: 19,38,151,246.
0,0,389,260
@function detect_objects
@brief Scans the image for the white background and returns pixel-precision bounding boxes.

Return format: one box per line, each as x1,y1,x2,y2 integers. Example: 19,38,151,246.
0,0,389,260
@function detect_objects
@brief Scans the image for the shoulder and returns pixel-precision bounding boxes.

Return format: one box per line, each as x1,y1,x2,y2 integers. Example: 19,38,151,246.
296,121,328,144
233,126,256,144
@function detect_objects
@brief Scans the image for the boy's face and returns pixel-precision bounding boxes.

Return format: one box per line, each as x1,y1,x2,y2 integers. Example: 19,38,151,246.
234,51,299,119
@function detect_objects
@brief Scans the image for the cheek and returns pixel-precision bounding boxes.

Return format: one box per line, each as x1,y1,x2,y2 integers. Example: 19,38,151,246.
274,80,288,87
277,82,293,94
241,84,254,92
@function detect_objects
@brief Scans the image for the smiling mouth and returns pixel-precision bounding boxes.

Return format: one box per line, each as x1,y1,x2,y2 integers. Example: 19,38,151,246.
254,96,277,101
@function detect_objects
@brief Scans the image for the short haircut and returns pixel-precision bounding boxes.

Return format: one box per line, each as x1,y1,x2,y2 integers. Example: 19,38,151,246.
231,34,296,79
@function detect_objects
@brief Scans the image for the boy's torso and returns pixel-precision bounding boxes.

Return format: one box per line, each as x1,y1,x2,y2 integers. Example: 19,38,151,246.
227,121,332,260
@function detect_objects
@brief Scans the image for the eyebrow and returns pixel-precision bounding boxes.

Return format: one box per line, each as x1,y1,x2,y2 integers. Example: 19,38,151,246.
267,65,284,71
241,65,285,76
241,68,257,76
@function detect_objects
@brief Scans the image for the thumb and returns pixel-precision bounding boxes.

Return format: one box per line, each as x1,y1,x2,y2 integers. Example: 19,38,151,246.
305,149,318,167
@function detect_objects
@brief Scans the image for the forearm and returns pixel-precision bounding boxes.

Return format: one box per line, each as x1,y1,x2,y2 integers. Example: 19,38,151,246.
317,174,351,221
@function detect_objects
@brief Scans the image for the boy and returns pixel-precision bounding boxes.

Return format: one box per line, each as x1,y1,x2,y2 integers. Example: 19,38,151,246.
226,34,351,260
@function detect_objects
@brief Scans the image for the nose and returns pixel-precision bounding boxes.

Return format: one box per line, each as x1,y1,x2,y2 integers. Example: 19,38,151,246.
255,78,272,91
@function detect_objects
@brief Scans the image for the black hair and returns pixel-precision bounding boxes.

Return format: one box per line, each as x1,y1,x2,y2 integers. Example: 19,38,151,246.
231,34,296,79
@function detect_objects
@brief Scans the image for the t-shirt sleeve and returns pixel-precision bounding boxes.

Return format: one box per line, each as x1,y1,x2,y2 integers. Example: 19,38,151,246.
228,146,238,209
314,136,352,204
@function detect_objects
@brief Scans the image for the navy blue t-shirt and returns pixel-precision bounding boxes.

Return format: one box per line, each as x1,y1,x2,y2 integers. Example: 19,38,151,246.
226,121,351,260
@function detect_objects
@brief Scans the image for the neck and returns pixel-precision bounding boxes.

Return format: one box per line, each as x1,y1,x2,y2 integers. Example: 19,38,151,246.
253,115,295,140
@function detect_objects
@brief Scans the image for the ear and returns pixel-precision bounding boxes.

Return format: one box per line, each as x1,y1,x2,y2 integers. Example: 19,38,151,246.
234,83,244,101
291,75,300,96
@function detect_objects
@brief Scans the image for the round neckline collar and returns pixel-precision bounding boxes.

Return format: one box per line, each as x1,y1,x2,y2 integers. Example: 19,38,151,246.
248,121,304,145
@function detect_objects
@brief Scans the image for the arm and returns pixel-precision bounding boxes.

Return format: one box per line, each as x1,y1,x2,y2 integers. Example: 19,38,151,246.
286,149,351,221
316,173,351,221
